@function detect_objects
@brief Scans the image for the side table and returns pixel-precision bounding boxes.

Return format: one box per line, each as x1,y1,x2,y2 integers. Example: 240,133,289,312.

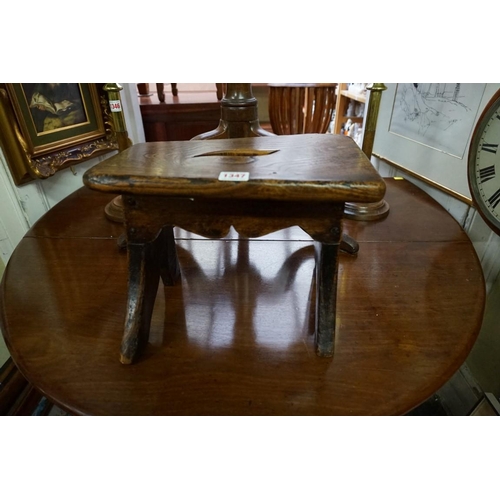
0,179,486,415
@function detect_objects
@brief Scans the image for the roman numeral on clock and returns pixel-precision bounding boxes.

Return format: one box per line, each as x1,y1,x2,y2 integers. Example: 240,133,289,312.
487,188,500,209
481,143,499,154
479,165,496,183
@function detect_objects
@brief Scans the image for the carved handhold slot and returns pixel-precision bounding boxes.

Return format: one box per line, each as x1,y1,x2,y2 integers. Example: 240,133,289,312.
194,149,279,157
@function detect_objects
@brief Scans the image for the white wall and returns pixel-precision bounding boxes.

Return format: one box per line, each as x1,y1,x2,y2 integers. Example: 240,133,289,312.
0,83,144,267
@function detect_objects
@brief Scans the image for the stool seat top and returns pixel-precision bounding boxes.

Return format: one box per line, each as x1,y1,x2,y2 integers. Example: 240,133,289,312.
84,134,386,203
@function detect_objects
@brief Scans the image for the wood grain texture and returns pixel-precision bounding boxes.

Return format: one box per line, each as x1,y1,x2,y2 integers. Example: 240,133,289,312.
83,135,386,203
122,196,346,243
0,179,486,415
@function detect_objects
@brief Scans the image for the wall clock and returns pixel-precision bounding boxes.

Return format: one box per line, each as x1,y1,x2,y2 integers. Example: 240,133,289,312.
468,88,500,235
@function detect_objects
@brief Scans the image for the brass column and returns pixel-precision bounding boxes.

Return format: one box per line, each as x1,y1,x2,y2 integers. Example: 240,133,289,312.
103,83,132,223
344,83,390,221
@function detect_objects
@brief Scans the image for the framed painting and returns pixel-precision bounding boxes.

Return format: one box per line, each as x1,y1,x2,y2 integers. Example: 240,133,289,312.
0,83,119,185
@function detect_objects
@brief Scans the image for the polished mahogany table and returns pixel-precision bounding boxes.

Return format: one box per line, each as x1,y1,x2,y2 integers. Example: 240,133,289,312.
0,178,485,415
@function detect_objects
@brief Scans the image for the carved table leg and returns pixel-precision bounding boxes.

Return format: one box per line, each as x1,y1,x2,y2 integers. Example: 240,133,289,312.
121,225,182,364
340,233,359,255
156,83,165,103
314,241,340,357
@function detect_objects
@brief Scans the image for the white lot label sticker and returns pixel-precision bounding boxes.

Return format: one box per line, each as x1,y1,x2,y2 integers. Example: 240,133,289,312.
109,100,122,112
218,172,250,182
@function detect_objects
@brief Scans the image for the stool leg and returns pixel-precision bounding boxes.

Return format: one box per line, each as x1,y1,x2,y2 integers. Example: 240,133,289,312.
121,241,161,364
158,226,181,286
314,242,340,357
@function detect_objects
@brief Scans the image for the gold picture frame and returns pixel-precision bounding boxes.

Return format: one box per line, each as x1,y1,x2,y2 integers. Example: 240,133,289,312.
0,83,119,185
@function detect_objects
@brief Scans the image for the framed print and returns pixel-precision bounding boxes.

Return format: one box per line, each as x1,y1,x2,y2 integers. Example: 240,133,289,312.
388,83,486,159
372,83,500,202
0,83,119,185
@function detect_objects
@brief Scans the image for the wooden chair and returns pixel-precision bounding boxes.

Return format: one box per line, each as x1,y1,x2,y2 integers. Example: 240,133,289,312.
216,83,225,100
136,83,178,101
268,83,337,135
150,84,225,103
156,83,178,102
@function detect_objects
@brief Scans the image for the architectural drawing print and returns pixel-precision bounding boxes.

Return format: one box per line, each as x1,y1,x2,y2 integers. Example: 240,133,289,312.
389,83,486,158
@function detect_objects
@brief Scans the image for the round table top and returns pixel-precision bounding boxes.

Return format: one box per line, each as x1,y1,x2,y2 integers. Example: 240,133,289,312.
0,178,485,415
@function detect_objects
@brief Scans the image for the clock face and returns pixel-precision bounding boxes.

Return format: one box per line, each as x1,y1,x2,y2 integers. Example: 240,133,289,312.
468,89,500,235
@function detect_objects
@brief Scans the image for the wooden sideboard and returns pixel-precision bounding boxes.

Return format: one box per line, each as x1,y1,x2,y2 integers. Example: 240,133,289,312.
138,84,272,142
139,89,221,142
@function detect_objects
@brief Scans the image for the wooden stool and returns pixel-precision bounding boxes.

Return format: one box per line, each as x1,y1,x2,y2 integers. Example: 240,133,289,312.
84,134,385,364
